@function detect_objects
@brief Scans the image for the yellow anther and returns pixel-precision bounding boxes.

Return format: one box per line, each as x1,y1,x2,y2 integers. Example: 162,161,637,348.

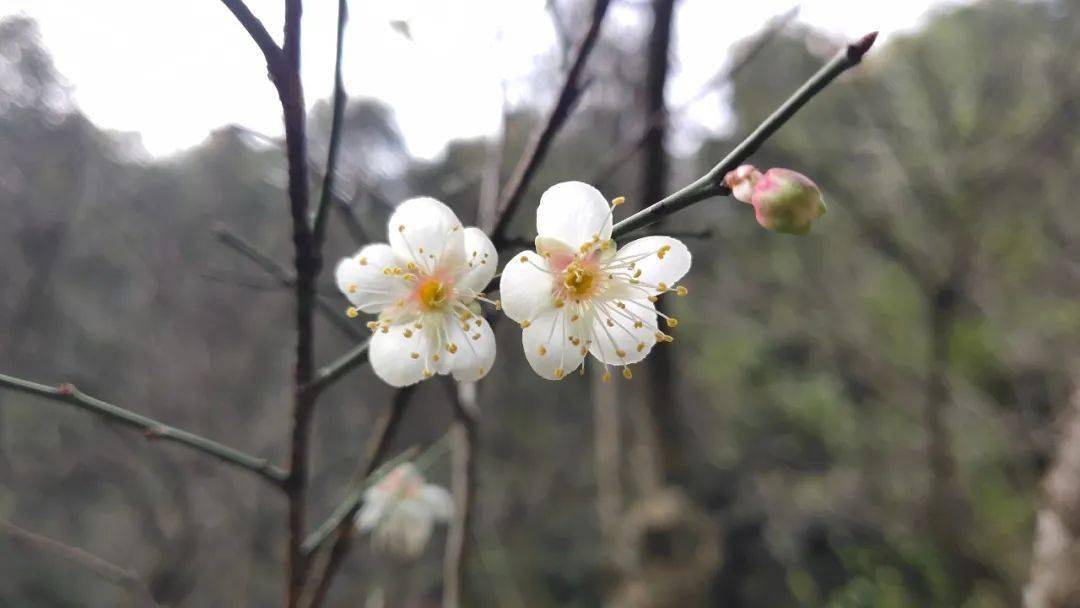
648,295,658,303
657,245,671,260
538,346,547,356
410,352,420,359
521,320,532,328
602,371,612,382
570,314,580,322
346,307,359,318
676,285,688,296
366,321,379,330
382,268,394,276
477,367,485,375
447,343,458,354
633,269,642,278
402,274,416,282
633,321,643,328
347,283,358,294
407,262,418,271
666,317,679,328
403,329,413,338
520,255,528,262
423,370,433,378
433,354,440,362
636,342,645,352
358,257,368,266
472,333,481,341
554,299,565,308
580,347,587,356
415,322,424,329
611,196,625,207
397,224,405,232
380,326,389,334
616,302,626,309
606,319,614,327
658,282,668,291
622,367,633,379
495,299,502,311
418,247,425,254
554,368,565,379
616,349,626,358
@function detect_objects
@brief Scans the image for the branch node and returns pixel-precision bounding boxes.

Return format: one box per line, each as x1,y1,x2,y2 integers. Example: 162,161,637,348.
57,383,75,397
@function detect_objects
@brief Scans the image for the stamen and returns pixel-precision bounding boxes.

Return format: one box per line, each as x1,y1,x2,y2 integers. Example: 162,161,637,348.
676,285,688,296
622,367,633,379
346,307,359,318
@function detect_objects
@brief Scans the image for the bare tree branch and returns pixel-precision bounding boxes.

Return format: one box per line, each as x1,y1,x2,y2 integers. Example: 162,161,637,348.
212,224,367,342
217,0,284,69
611,31,878,239
0,519,159,606
0,373,287,485
311,0,350,247
301,386,419,608
488,0,613,242
443,381,480,608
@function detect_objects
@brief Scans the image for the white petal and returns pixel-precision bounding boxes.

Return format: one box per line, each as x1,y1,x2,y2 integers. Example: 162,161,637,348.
369,322,436,387
374,506,434,558
587,297,659,366
455,227,498,295
445,313,496,382
418,484,455,522
356,493,387,530
523,307,589,380
388,197,466,273
606,236,691,297
536,181,613,250
334,243,410,313
498,250,555,323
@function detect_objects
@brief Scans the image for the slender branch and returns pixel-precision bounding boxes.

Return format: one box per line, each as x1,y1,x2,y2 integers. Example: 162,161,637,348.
497,227,714,252
591,4,799,185
217,0,284,68
611,31,878,239
0,519,159,605
0,373,287,485
301,386,418,608
212,224,367,342
304,340,371,397
443,381,479,608
311,0,350,247
488,0,612,242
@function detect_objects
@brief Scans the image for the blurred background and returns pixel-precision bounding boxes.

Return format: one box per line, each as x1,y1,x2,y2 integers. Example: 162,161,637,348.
1,0,1079,606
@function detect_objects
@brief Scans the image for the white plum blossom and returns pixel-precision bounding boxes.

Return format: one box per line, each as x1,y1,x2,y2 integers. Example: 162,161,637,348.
499,182,691,381
335,197,498,387
356,462,454,558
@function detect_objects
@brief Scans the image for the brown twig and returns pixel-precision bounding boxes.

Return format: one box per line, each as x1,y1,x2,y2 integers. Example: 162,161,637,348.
0,373,287,485
443,381,480,608
212,224,367,342
301,386,419,608
1,519,159,606
488,0,612,242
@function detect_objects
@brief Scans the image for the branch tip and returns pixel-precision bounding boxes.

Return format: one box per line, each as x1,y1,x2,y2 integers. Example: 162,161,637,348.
848,31,878,62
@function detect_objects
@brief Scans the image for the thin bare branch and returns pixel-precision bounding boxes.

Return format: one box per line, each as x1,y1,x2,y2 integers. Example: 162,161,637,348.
217,0,284,68
312,0,350,247
0,519,159,606
612,31,878,239
212,224,367,341
489,0,612,242
301,386,419,608
443,381,479,608
0,373,287,485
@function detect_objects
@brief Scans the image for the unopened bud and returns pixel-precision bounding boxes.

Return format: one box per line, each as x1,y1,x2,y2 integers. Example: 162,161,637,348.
725,165,826,235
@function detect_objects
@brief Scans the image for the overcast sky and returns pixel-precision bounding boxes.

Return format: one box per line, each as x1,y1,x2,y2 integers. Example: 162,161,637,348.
1,0,959,159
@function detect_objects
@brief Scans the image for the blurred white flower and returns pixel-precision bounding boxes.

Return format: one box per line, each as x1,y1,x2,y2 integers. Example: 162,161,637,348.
499,182,691,381
335,197,498,387
356,462,454,559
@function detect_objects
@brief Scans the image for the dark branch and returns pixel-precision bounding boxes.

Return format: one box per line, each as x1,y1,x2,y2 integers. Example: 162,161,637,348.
311,0,350,247
488,0,612,243
301,386,419,608
217,0,284,68
612,31,878,239
442,381,479,608
0,373,288,486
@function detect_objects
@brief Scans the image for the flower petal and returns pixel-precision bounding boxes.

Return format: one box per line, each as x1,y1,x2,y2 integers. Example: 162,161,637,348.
335,243,410,313
499,250,556,323
446,313,496,382
523,307,588,380
369,322,436,387
356,492,387,530
418,484,455,521
388,197,466,274
455,227,498,295
606,236,691,297
587,297,659,366
536,181,613,250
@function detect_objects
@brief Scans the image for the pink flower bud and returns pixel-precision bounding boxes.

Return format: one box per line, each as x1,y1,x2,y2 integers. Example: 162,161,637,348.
725,166,826,235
